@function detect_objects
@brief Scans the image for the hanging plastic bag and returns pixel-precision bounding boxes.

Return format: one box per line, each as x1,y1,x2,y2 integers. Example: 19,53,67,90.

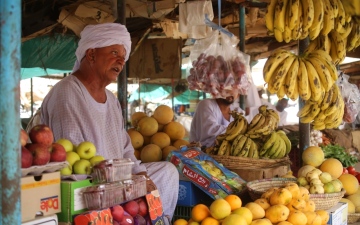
186,21,251,99
337,73,360,123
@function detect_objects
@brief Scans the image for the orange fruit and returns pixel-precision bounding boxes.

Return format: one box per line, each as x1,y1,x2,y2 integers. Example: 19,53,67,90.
319,158,343,179
191,204,211,222
224,194,242,211
338,174,359,195
201,217,220,225
173,218,188,225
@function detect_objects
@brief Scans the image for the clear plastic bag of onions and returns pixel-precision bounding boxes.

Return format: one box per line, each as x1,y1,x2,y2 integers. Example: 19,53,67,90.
186,29,252,99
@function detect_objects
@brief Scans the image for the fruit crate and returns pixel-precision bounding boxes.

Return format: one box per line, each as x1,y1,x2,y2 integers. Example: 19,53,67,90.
172,206,192,223
92,158,134,183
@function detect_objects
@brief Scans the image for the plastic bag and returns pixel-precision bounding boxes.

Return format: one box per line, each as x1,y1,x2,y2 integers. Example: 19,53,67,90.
337,73,360,123
186,29,252,99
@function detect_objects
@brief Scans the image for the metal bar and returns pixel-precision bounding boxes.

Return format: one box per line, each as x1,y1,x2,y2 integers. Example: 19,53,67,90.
117,0,128,128
0,0,22,224
239,4,246,110
298,38,310,162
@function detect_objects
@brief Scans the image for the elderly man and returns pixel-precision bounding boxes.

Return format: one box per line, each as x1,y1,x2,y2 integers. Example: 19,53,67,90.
40,23,179,219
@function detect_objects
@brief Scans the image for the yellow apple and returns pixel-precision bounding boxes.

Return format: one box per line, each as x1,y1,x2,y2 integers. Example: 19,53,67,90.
56,138,74,152
66,151,80,166
73,159,92,175
76,141,96,160
89,155,105,166
60,165,73,175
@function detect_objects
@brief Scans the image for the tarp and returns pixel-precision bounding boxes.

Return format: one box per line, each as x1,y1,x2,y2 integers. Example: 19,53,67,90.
21,34,77,79
128,83,206,104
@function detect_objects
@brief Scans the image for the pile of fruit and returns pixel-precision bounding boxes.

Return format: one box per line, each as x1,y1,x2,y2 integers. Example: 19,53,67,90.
109,198,149,225
208,105,292,159
21,125,67,168
173,187,330,225
21,124,105,176
127,105,189,162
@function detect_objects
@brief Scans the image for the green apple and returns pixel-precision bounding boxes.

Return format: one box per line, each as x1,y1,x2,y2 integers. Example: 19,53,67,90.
56,138,74,152
66,151,80,166
60,165,73,175
76,141,96,159
73,159,92,175
89,155,105,166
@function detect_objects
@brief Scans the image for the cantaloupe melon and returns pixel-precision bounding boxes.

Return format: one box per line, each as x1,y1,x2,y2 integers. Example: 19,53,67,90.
153,105,174,125
150,132,171,149
164,121,185,141
127,129,144,149
131,112,147,127
137,117,158,137
140,144,162,162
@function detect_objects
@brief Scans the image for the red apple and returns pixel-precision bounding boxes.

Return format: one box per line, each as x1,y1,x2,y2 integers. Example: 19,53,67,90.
123,200,139,217
136,198,148,217
120,214,134,225
21,146,33,168
133,214,146,225
113,220,120,225
29,124,54,146
20,129,29,147
32,144,51,166
111,205,125,222
50,143,66,162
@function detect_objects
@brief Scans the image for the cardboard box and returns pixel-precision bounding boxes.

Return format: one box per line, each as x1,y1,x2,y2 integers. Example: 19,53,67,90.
57,179,94,223
231,165,289,182
21,172,61,222
326,202,348,225
129,38,182,79
177,180,213,206
22,214,58,225
168,146,246,199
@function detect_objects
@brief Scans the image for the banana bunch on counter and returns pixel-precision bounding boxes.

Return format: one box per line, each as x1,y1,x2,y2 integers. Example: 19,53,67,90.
246,105,280,139
259,130,292,159
297,83,345,130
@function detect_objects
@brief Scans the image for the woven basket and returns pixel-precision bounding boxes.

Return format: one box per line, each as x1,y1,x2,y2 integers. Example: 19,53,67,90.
210,155,291,169
348,213,360,224
246,178,345,210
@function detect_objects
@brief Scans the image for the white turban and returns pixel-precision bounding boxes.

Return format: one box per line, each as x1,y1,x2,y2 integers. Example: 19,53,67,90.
72,23,132,72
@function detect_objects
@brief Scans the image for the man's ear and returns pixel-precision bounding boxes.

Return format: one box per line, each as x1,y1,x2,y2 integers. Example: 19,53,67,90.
85,49,95,61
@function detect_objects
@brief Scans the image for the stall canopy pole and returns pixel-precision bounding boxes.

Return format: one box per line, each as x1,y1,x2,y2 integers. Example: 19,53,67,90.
239,4,246,110
0,1,22,224
298,38,310,163
117,0,128,127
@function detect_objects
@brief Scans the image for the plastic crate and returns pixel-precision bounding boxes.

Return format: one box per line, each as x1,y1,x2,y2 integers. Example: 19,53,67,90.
172,206,192,223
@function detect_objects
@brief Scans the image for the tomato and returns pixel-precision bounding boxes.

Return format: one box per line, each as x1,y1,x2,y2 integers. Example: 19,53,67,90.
356,173,360,183
347,166,357,175
343,168,348,174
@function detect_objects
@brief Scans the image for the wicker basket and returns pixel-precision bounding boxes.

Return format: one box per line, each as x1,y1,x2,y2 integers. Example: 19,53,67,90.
246,178,346,210
348,213,360,224
210,155,291,169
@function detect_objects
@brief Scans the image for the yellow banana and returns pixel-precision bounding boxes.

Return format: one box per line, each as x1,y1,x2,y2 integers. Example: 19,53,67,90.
277,131,292,155
216,133,228,143
264,137,282,158
300,104,321,123
274,0,289,32
267,108,280,122
284,58,299,99
329,0,339,17
232,135,247,156
297,58,311,101
265,0,278,32
225,118,245,141
217,139,230,155
308,50,338,82
301,0,315,30
307,55,334,92
289,0,300,30
302,58,323,102
339,20,353,39
248,113,265,130
335,0,346,28
269,54,296,93
263,49,292,83
321,0,335,35
297,101,313,117
274,28,284,42
250,141,259,158
262,131,280,151
277,83,287,99
292,0,303,40
309,0,324,40
238,137,252,157
330,30,346,64
320,87,334,110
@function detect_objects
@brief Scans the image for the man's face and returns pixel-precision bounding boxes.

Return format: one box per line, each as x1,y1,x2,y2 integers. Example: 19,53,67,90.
224,96,235,104
92,44,126,83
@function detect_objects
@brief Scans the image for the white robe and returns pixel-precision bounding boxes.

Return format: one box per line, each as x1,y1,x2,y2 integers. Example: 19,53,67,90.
40,75,179,219
189,99,246,147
